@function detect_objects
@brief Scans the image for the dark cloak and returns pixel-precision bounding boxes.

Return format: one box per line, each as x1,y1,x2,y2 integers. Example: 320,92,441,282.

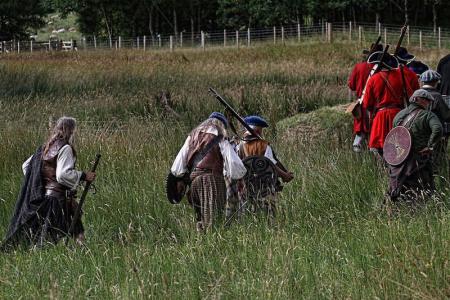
1,147,73,249
437,54,450,96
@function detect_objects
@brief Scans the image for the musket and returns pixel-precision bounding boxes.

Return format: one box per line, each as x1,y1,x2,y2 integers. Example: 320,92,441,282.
394,24,410,107
394,23,408,56
209,88,262,139
208,88,289,172
370,36,382,53
358,44,390,130
67,153,101,243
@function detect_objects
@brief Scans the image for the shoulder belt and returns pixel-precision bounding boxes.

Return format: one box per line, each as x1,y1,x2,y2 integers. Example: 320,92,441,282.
401,108,422,129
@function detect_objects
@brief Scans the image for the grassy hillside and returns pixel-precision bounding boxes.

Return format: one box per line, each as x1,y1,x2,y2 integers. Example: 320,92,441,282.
0,42,449,298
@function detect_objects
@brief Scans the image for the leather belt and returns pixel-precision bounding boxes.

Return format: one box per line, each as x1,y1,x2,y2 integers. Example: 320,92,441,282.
45,189,66,199
45,189,75,199
375,105,403,113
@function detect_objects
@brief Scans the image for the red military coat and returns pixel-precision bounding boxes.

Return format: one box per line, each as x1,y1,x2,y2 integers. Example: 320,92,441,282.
348,62,373,134
362,68,419,149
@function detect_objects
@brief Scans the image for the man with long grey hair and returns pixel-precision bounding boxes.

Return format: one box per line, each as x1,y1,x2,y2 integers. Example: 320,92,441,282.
2,116,96,249
171,112,247,231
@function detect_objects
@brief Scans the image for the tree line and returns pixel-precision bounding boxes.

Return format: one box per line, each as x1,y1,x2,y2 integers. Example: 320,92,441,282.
1,0,449,40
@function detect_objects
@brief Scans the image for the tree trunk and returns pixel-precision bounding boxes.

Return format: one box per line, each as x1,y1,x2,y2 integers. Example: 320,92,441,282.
148,6,154,44
433,1,438,34
173,8,178,39
404,0,409,24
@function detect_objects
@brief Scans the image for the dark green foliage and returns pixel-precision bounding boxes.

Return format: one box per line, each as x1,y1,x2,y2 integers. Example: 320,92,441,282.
0,0,50,39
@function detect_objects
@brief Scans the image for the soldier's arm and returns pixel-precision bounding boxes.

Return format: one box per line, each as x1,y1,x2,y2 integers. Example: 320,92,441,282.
427,112,443,149
170,136,191,177
220,140,247,180
56,145,84,190
22,155,32,175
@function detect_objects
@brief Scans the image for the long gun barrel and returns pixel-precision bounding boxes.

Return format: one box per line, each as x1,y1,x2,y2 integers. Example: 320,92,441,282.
208,88,289,172
394,24,408,56
67,153,101,240
208,88,262,140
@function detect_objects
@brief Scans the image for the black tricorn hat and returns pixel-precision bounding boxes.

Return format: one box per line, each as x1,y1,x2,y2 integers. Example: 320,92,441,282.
367,51,399,70
394,46,415,63
363,43,383,55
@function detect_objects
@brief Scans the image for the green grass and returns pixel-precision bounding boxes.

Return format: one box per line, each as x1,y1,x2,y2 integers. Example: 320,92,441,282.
0,42,449,299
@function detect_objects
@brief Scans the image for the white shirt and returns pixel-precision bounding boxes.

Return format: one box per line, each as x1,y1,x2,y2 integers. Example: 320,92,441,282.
171,128,247,180
22,145,83,190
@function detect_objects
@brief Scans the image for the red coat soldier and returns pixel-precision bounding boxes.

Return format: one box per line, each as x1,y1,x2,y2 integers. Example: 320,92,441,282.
362,51,418,155
347,44,382,152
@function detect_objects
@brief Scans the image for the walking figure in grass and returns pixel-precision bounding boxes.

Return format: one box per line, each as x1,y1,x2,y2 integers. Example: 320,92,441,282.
170,112,247,231
362,50,419,157
385,89,442,202
347,42,383,152
420,70,450,175
237,115,294,217
2,117,96,249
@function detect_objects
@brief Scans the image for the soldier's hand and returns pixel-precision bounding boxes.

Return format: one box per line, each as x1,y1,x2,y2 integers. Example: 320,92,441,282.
419,147,433,155
282,172,294,183
85,172,96,182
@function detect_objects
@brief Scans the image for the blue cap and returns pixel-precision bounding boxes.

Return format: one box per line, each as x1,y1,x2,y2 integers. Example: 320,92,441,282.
209,112,228,128
244,115,269,128
420,69,441,83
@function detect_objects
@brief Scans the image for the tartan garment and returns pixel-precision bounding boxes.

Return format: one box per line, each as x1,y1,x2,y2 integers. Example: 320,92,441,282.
189,170,226,230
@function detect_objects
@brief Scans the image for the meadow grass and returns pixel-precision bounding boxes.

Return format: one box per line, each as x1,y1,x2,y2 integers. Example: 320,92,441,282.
0,42,449,299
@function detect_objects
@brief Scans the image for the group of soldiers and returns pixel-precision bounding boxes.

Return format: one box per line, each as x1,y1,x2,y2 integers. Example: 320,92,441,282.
348,41,450,202
6,38,450,250
170,112,294,231
2,112,293,250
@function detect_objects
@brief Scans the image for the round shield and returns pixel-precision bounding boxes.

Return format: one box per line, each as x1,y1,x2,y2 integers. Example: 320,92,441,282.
165,172,189,204
383,126,412,166
242,156,278,200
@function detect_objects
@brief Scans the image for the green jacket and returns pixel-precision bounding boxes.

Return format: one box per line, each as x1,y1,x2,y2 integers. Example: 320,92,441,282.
393,103,443,153
423,86,450,123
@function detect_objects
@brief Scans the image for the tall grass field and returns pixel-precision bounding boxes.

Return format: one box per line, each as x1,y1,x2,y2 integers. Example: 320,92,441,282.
0,42,449,298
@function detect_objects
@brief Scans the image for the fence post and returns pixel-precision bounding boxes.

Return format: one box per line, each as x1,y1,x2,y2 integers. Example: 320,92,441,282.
407,26,410,46
273,27,276,44
247,28,250,47
384,28,387,46
158,35,161,48
281,26,285,44
378,22,381,36
119,36,122,49
297,23,301,42
438,27,441,49
236,30,239,48
419,30,422,51
349,22,352,41
200,31,205,50
143,35,146,51
358,26,362,45
137,37,140,49
180,32,183,48
224,29,226,47
49,39,51,51
328,23,332,43
170,35,173,51
109,36,112,49
17,41,20,54
322,21,325,40
30,40,33,53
